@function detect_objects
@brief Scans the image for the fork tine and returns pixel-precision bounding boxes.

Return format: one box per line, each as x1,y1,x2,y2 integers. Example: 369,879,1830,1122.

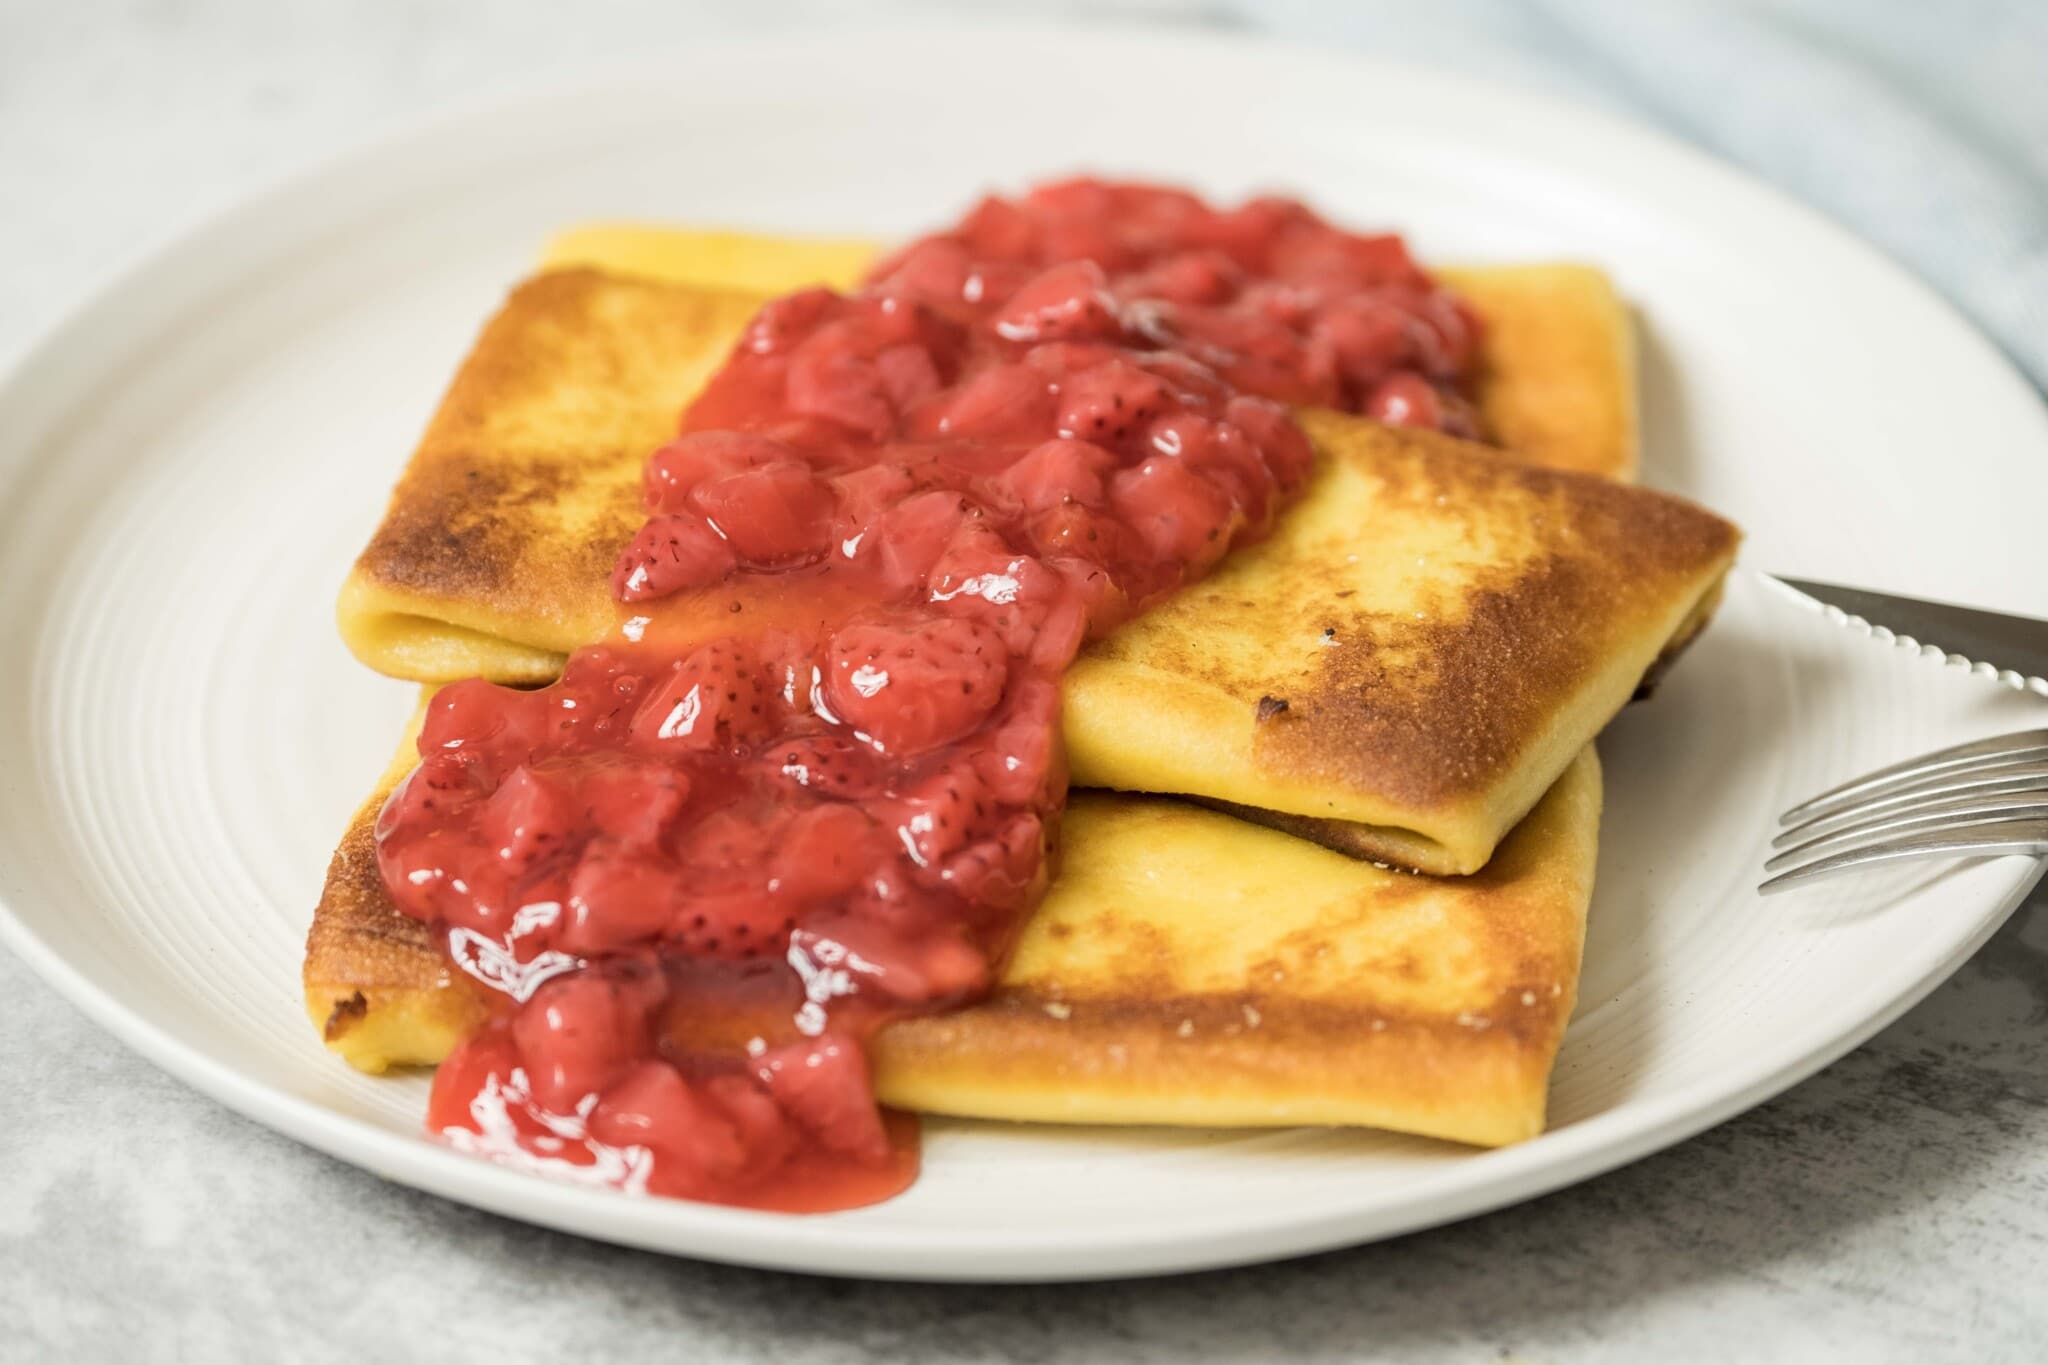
1772,759,2048,848
1758,817,2048,894
1764,794,2048,871
1777,728,2048,826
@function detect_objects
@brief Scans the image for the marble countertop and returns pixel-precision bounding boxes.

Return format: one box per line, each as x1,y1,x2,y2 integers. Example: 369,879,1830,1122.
5,3,2046,1360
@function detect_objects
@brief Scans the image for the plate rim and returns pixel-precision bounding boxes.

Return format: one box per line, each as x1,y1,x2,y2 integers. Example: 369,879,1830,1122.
2,21,2046,1282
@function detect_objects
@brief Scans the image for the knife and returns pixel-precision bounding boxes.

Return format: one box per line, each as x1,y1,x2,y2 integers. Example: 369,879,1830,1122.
1765,575,2048,695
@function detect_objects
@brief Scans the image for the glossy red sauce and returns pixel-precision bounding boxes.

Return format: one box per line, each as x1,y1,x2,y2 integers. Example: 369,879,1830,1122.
373,179,1481,1210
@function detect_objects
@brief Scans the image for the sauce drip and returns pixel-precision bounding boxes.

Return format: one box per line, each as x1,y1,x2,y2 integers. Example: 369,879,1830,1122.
373,178,1481,1210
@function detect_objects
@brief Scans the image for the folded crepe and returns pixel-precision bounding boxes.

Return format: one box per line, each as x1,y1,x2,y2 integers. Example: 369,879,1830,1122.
338,262,1734,873
309,697,1601,1147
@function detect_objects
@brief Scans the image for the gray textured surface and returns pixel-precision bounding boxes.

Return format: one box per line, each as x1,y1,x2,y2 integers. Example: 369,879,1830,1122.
4,2,2046,1360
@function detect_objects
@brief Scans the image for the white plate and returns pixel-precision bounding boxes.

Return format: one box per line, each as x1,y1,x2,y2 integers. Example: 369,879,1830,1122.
2,26,2045,1282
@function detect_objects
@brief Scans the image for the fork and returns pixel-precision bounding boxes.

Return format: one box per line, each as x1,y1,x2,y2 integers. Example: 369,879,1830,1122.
1759,729,2048,893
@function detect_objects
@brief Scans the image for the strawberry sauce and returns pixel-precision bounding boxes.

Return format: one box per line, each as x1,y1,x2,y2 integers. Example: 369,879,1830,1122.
373,179,1481,1210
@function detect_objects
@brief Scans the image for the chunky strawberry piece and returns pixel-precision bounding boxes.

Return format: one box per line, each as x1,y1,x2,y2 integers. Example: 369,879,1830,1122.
990,261,1125,342
790,921,988,1007
561,842,685,954
1365,370,1462,432
975,681,1065,807
889,758,991,872
476,766,576,877
576,758,688,848
611,514,738,603
1055,358,1175,448
753,1035,890,1161
767,733,885,800
999,438,1117,512
925,543,1074,658
691,461,836,568
644,432,792,514
771,802,885,904
512,970,657,1111
426,1032,519,1136
1021,339,1125,379
675,806,779,875
1310,299,1408,386
377,177,1481,1214
956,193,1037,259
1122,248,1245,304
858,489,977,594
830,462,924,543
667,884,794,960
701,1073,799,1172
908,361,1053,440
589,1060,748,1179
1224,394,1316,491
1155,413,1277,526
417,676,545,764
1110,454,1240,569
630,641,770,753
1026,501,1125,569
823,617,1009,755
870,237,976,311
741,288,838,356
935,809,1046,912
875,344,944,410
786,329,896,437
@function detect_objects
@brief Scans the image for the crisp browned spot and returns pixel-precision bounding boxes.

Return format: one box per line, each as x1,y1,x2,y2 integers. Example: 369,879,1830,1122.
323,991,368,1041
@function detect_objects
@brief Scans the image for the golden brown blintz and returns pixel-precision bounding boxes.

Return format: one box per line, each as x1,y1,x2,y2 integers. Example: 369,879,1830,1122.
307,691,1600,1148
1063,410,1734,872
873,753,1600,1143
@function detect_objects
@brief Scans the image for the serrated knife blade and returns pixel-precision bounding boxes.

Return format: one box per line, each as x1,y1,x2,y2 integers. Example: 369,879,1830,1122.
1766,575,2048,695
